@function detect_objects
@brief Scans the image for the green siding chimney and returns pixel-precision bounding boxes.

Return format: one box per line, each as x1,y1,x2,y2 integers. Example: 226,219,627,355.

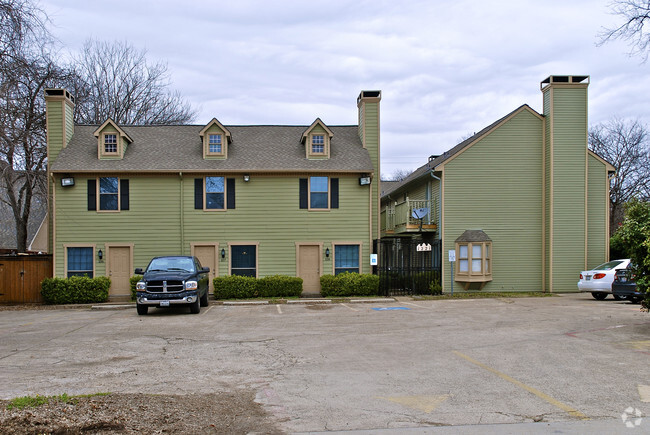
541,75,589,292
357,90,381,242
45,89,75,164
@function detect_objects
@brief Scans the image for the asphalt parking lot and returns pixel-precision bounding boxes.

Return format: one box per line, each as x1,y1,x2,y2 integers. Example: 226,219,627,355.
0,293,649,433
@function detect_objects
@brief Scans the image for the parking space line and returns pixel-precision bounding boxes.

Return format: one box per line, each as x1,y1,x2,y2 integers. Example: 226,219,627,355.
401,301,432,309
340,303,359,312
276,304,283,314
201,305,214,316
452,350,589,420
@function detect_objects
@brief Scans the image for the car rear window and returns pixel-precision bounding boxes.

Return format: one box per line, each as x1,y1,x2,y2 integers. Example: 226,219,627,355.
594,260,624,270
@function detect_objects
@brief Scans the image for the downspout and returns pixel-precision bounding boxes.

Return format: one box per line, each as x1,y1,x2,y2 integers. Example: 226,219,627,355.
50,172,56,276
429,171,442,240
179,172,184,254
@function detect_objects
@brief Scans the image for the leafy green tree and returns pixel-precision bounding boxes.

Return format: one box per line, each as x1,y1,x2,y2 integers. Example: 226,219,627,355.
616,198,650,310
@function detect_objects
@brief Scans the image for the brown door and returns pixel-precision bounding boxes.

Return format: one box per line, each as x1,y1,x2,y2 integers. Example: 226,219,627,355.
298,245,321,294
193,245,216,291
108,247,131,298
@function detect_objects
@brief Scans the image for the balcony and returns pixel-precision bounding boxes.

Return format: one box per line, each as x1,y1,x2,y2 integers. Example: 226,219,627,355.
381,199,437,236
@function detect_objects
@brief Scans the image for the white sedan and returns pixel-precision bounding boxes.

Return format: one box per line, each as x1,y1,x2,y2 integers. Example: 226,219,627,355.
578,259,630,300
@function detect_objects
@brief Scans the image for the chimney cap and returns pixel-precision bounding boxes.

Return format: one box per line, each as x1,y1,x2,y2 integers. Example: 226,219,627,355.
540,75,589,91
357,90,381,104
44,88,75,104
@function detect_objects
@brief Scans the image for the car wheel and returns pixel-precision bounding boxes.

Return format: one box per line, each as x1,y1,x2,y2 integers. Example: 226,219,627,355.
190,297,200,314
136,304,148,315
200,290,209,307
629,296,641,304
591,292,607,300
613,294,626,301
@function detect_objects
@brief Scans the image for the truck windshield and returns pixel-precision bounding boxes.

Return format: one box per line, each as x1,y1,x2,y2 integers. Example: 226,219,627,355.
147,257,194,273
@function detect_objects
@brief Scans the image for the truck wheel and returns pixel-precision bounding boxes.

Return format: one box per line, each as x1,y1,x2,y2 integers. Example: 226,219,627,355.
136,304,148,315
190,297,200,314
591,292,607,300
200,290,209,307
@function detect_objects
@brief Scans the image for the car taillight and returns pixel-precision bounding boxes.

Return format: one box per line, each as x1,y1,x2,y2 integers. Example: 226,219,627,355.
614,275,619,282
579,274,583,279
593,273,606,279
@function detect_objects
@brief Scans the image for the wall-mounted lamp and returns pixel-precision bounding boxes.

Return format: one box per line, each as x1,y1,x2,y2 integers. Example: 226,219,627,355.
359,175,371,186
97,249,103,260
325,248,330,258
221,248,226,259
243,174,250,182
61,177,75,187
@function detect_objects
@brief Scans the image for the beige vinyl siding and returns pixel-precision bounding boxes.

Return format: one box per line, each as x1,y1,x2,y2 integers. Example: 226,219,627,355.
430,177,441,228
587,154,608,267
183,175,371,277
442,109,543,292
409,183,428,201
550,88,587,291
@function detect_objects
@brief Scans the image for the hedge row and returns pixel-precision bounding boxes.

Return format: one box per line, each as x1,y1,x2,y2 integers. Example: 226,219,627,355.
320,272,379,297
213,275,303,299
130,275,143,301
41,276,111,304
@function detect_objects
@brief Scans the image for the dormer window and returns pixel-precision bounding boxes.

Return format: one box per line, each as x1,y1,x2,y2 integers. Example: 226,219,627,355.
200,118,231,159
311,135,325,154
94,119,132,160
103,134,117,154
302,118,333,159
209,134,222,154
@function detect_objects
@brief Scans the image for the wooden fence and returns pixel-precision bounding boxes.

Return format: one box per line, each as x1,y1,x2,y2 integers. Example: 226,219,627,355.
0,255,52,303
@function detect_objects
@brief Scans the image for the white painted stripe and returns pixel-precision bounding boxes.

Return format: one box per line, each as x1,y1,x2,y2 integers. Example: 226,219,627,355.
276,304,283,314
341,303,359,312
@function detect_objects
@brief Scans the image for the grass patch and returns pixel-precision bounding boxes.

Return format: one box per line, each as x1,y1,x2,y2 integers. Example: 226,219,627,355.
414,292,556,300
7,392,111,410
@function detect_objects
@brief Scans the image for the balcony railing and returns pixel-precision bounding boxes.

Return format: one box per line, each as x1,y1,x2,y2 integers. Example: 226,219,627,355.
381,198,437,235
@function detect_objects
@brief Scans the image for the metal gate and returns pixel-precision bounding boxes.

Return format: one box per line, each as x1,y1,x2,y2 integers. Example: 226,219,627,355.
376,238,441,296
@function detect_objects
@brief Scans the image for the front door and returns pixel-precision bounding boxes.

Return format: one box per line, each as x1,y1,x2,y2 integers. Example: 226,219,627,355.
108,246,131,298
298,245,321,294
193,245,217,291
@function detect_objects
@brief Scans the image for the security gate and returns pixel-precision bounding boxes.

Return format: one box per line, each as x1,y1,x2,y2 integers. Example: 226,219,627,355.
376,238,441,296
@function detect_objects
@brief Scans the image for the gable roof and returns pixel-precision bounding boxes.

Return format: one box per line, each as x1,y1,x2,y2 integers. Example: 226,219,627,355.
50,124,374,173
301,118,334,143
382,104,540,198
199,118,232,142
93,118,133,143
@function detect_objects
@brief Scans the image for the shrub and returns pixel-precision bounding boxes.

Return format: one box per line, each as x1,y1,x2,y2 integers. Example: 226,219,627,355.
213,275,258,299
130,275,143,301
319,272,379,297
213,275,304,299
257,275,303,298
41,276,111,304
429,281,443,295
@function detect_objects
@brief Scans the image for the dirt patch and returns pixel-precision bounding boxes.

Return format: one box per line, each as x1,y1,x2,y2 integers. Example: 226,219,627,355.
0,392,282,434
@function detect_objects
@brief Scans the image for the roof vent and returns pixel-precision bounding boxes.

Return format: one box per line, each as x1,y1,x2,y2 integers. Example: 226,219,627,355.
428,155,440,162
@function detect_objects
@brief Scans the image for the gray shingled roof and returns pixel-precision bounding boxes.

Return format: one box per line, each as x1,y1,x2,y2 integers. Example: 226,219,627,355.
50,124,374,173
381,104,533,198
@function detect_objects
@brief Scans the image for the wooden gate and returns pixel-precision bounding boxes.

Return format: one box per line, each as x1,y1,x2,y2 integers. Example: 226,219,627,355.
0,255,53,303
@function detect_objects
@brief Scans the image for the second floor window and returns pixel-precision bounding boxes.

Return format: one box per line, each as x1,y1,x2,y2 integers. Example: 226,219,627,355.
104,134,117,153
99,177,119,210
205,176,225,209
310,176,328,209
209,134,222,154
311,135,324,153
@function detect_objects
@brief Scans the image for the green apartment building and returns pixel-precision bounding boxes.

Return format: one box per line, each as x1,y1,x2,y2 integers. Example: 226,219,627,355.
381,75,614,293
45,89,382,298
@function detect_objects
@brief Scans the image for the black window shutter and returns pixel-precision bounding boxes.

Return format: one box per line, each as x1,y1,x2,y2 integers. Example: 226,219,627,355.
227,178,235,209
120,179,129,210
194,178,203,209
299,178,308,209
87,179,96,211
330,178,339,209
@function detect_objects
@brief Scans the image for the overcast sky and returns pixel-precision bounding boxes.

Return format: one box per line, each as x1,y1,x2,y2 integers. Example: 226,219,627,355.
41,0,649,178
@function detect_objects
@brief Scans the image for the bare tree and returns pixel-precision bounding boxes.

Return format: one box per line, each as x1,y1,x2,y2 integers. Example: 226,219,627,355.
0,0,66,252
588,118,650,234
72,40,196,125
598,0,650,60
384,168,413,182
